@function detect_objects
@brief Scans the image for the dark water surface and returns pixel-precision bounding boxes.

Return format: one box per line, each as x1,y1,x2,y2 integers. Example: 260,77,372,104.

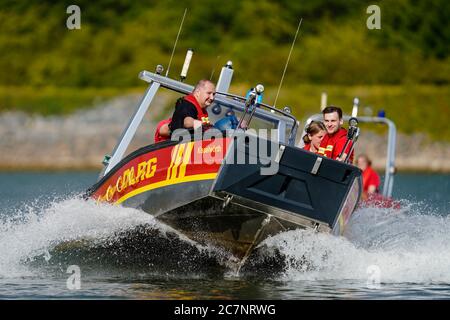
0,171,449,299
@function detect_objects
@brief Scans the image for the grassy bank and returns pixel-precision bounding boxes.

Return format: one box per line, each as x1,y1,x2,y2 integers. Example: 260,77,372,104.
1,1,449,87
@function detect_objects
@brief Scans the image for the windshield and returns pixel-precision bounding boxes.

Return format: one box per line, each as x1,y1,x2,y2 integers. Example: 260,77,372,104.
207,101,277,132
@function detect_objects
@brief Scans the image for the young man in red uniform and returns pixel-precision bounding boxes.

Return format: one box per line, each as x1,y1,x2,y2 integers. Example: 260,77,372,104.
153,79,215,143
318,106,354,163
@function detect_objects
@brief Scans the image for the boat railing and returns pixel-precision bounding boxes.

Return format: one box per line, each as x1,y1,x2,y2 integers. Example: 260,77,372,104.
139,70,299,145
101,67,299,177
212,91,299,145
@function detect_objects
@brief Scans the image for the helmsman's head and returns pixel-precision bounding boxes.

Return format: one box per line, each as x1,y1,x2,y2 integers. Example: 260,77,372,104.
193,80,216,108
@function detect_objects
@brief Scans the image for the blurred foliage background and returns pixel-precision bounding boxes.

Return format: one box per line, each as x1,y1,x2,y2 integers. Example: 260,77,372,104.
0,0,449,140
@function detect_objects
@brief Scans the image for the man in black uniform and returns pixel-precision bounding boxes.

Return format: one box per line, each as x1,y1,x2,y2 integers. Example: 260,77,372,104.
168,79,216,133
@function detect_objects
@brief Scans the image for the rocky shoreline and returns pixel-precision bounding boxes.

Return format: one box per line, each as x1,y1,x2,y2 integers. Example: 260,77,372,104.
2,94,450,173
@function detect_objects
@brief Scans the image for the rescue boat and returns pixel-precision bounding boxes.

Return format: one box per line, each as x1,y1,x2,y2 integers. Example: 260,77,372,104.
86,60,363,269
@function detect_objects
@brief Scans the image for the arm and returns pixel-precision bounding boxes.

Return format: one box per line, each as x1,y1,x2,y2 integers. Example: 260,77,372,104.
184,117,202,129
335,137,353,162
366,169,381,194
170,99,199,132
367,185,377,194
159,123,171,137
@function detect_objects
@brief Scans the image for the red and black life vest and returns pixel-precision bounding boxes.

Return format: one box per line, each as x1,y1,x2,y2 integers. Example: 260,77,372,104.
184,94,210,125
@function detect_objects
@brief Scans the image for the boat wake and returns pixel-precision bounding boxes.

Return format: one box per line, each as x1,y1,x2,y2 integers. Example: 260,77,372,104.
0,196,229,279
1,196,450,284
250,202,450,284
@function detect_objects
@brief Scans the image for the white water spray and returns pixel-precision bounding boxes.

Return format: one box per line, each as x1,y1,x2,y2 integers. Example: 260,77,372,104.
259,205,450,284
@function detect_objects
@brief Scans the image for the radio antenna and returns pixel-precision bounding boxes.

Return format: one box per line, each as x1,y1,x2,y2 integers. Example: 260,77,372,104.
273,18,303,108
210,55,221,81
166,8,188,77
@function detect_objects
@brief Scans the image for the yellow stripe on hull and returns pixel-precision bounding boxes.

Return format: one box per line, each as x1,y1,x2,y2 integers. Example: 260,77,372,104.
116,173,217,204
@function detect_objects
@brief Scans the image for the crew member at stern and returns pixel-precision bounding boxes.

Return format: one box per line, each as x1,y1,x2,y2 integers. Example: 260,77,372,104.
154,118,172,143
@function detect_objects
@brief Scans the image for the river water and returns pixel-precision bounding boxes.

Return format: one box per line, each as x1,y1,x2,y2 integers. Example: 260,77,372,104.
0,171,449,299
